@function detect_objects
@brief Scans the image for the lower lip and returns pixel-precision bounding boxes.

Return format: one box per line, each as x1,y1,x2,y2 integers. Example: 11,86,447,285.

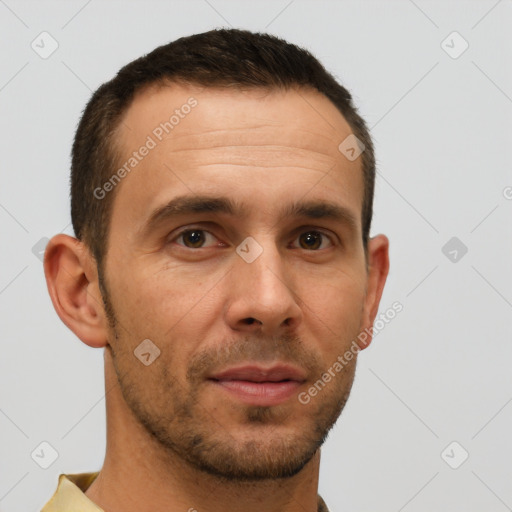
209,379,302,406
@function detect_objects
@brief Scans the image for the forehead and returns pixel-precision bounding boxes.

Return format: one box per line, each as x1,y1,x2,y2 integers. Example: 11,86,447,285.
117,82,355,149
108,83,364,239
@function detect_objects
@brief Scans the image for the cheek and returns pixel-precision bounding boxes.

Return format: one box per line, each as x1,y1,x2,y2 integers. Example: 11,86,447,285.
112,259,205,320
304,264,365,306
109,263,220,366
299,272,366,348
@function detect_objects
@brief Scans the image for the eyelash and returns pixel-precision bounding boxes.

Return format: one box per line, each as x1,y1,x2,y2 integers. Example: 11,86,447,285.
170,227,336,250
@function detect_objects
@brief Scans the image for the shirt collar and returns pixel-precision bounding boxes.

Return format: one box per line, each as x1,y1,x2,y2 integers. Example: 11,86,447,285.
41,472,102,511
41,472,330,512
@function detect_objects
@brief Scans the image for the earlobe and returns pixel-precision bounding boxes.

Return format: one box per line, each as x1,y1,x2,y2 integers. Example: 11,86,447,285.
43,234,108,348
357,234,390,350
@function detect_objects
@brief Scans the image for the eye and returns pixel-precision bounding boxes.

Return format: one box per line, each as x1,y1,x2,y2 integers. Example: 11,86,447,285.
293,230,334,251
170,227,335,251
173,229,220,249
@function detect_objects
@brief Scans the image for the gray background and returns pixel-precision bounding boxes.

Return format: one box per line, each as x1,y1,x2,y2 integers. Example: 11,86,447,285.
1,1,511,511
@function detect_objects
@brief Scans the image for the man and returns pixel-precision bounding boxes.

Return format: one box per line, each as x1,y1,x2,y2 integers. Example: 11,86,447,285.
42,28,389,512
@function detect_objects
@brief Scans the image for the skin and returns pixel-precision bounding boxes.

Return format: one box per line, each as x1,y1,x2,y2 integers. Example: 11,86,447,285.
44,83,389,512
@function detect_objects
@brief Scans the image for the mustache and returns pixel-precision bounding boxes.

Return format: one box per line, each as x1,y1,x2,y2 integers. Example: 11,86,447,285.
186,333,321,382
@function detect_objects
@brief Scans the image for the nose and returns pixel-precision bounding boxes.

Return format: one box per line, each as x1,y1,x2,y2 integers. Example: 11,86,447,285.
224,238,303,336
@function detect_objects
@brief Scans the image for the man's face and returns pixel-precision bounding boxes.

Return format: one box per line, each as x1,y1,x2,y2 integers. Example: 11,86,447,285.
101,84,370,480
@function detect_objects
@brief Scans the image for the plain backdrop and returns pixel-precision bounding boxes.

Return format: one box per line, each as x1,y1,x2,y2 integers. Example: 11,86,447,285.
1,1,511,511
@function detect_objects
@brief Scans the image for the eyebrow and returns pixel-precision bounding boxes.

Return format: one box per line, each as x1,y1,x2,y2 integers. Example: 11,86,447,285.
138,194,359,239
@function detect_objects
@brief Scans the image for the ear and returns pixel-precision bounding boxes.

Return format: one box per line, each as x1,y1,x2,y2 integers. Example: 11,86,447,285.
357,234,390,350
43,233,109,348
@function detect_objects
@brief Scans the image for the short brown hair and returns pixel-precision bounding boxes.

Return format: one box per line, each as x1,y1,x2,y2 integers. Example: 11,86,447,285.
71,28,376,288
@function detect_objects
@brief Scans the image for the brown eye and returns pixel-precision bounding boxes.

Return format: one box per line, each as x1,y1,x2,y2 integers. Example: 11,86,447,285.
176,229,216,248
297,231,332,250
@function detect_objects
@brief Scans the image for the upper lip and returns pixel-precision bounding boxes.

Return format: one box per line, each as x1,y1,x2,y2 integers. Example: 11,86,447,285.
209,364,307,383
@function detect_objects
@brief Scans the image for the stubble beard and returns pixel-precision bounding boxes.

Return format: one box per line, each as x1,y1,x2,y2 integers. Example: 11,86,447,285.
100,274,358,483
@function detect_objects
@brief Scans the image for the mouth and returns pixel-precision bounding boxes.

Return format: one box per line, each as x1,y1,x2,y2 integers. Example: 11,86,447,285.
208,379,303,406
208,364,306,406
